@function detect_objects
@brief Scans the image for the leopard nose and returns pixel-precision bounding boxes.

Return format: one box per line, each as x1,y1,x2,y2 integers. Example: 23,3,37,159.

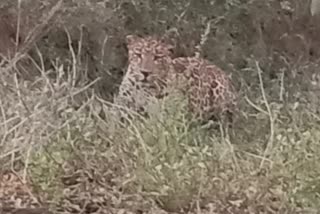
141,62,154,73
140,70,150,81
140,65,153,81
140,54,155,72
140,65,152,72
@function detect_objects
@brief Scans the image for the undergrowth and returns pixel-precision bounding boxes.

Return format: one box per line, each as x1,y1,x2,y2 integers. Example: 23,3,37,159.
4,73,317,213
1,0,320,213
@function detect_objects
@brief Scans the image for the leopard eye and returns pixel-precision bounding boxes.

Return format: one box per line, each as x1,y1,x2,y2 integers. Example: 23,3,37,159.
168,47,174,55
133,49,142,57
154,55,162,60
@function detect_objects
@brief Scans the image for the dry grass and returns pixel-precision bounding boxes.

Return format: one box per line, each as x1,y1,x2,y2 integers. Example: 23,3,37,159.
1,0,320,213
1,58,320,213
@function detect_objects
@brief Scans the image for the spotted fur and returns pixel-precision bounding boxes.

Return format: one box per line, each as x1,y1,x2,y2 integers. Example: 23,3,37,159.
114,34,237,123
171,57,237,122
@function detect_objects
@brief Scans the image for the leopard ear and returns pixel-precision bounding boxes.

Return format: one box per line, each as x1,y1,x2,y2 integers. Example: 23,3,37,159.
161,37,176,49
126,34,139,46
172,58,188,74
158,37,175,57
163,28,178,44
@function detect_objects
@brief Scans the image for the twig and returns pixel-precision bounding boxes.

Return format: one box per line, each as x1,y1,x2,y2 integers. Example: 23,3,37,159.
255,62,274,169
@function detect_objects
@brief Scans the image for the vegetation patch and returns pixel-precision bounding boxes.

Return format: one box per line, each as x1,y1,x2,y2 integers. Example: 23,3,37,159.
0,0,320,213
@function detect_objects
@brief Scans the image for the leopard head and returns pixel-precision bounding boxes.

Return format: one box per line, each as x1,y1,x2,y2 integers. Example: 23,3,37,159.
125,34,175,77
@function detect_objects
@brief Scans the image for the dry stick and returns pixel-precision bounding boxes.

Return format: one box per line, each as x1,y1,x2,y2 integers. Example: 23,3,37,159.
245,95,269,115
0,115,19,127
279,69,285,101
194,16,224,59
100,34,109,65
194,19,212,58
0,99,8,145
23,135,33,182
196,168,205,214
14,71,31,115
77,25,84,65
16,0,22,53
241,150,273,163
256,61,275,169
64,26,77,88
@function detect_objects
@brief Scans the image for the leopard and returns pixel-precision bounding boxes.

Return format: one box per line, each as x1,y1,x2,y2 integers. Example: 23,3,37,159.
113,34,237,125
113,34,175,119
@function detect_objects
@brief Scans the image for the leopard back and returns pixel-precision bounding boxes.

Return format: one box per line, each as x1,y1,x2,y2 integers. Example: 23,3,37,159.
171,57,237,123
